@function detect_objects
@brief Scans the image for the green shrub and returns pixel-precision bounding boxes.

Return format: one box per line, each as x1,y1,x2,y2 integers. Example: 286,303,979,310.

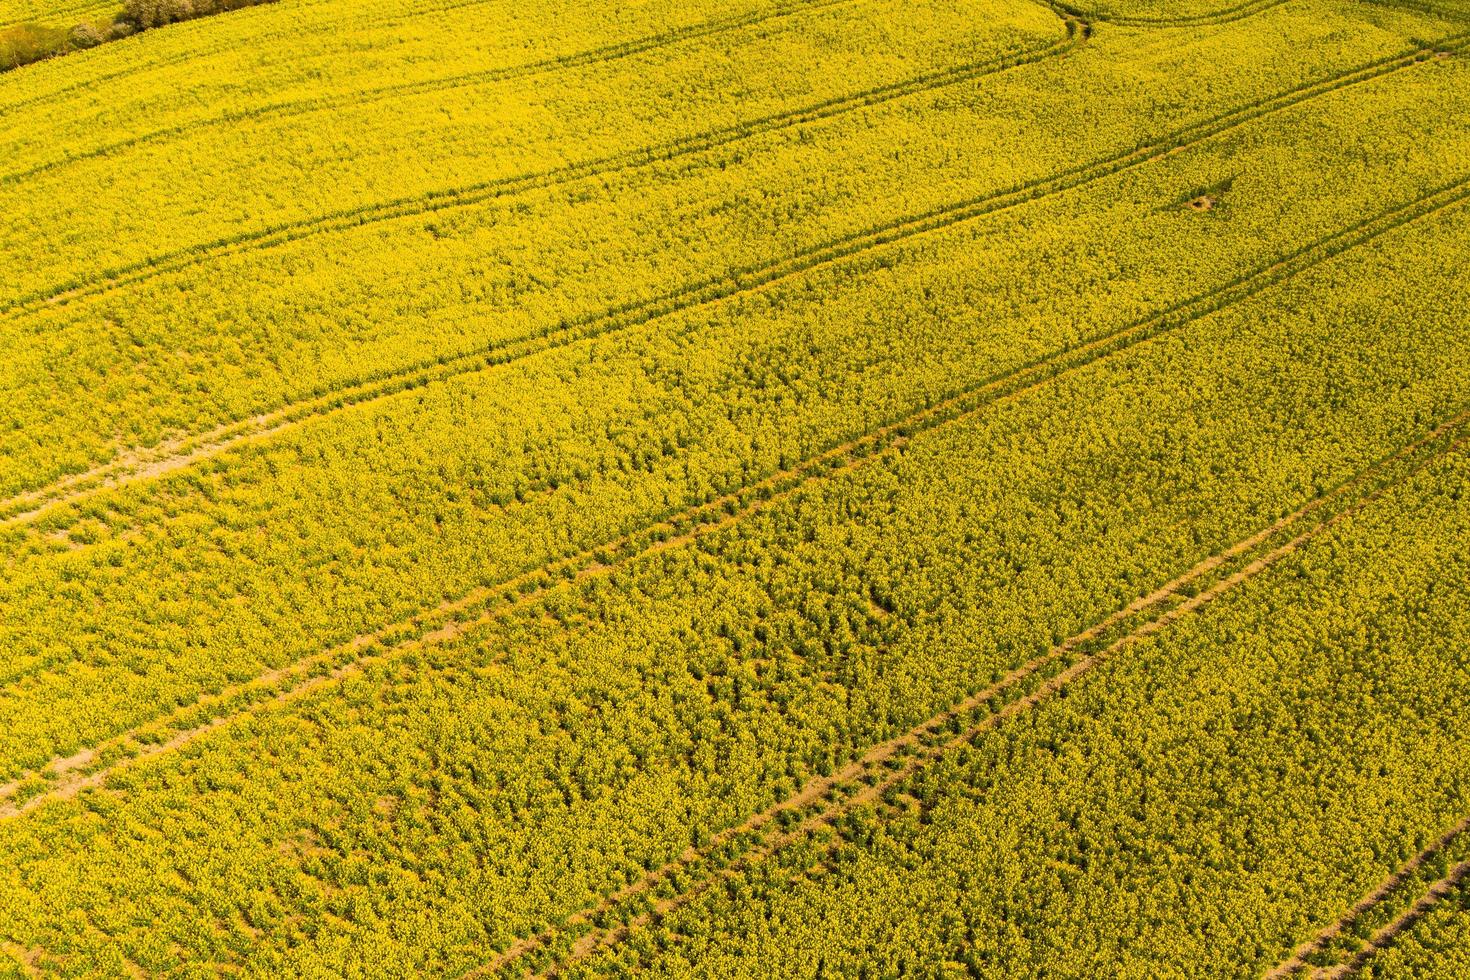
68,23,104,49
122,0,199,30
0,23,69,71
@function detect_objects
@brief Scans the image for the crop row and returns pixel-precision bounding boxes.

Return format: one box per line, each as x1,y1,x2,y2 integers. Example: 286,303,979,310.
480,410,1470,978
1338,874,1470,977
0,0,1081,499
557,437,1470,979
0,0,1439,303
0,162,1465,972
0,0,595,111
0,2,1466,972
5,166,1465,819
0,21,1461,507
1270,812,1470,976
2,0,1070,302
0,0,1077,315
0,0,1345,154
0,69,1464,787
12,0,1351,193
0,85,1466,784
0,0,908,189
0,0,1064,297
1079,0,1290,27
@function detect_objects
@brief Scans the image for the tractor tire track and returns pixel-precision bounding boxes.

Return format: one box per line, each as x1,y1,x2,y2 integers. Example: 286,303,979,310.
0,0,875,187
0,156,1463,716
1326,857,1470,978
0,12,1085,323
2,0,1308,178
1104,0,1293,29
1267,814,1470,978
1038,0,1293,25
526,418,1470,979
6,0,1307,190
0,171,1464,826
0,0,535,117
468,412,1465,977
0,35,1456,533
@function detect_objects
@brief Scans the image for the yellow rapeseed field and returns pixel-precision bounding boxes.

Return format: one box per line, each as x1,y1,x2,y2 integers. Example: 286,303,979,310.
0,0,1467,975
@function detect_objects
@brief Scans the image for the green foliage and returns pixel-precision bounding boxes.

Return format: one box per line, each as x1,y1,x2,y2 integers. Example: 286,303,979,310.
0,20,66,68
120,0,272,32
0,0,275,75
